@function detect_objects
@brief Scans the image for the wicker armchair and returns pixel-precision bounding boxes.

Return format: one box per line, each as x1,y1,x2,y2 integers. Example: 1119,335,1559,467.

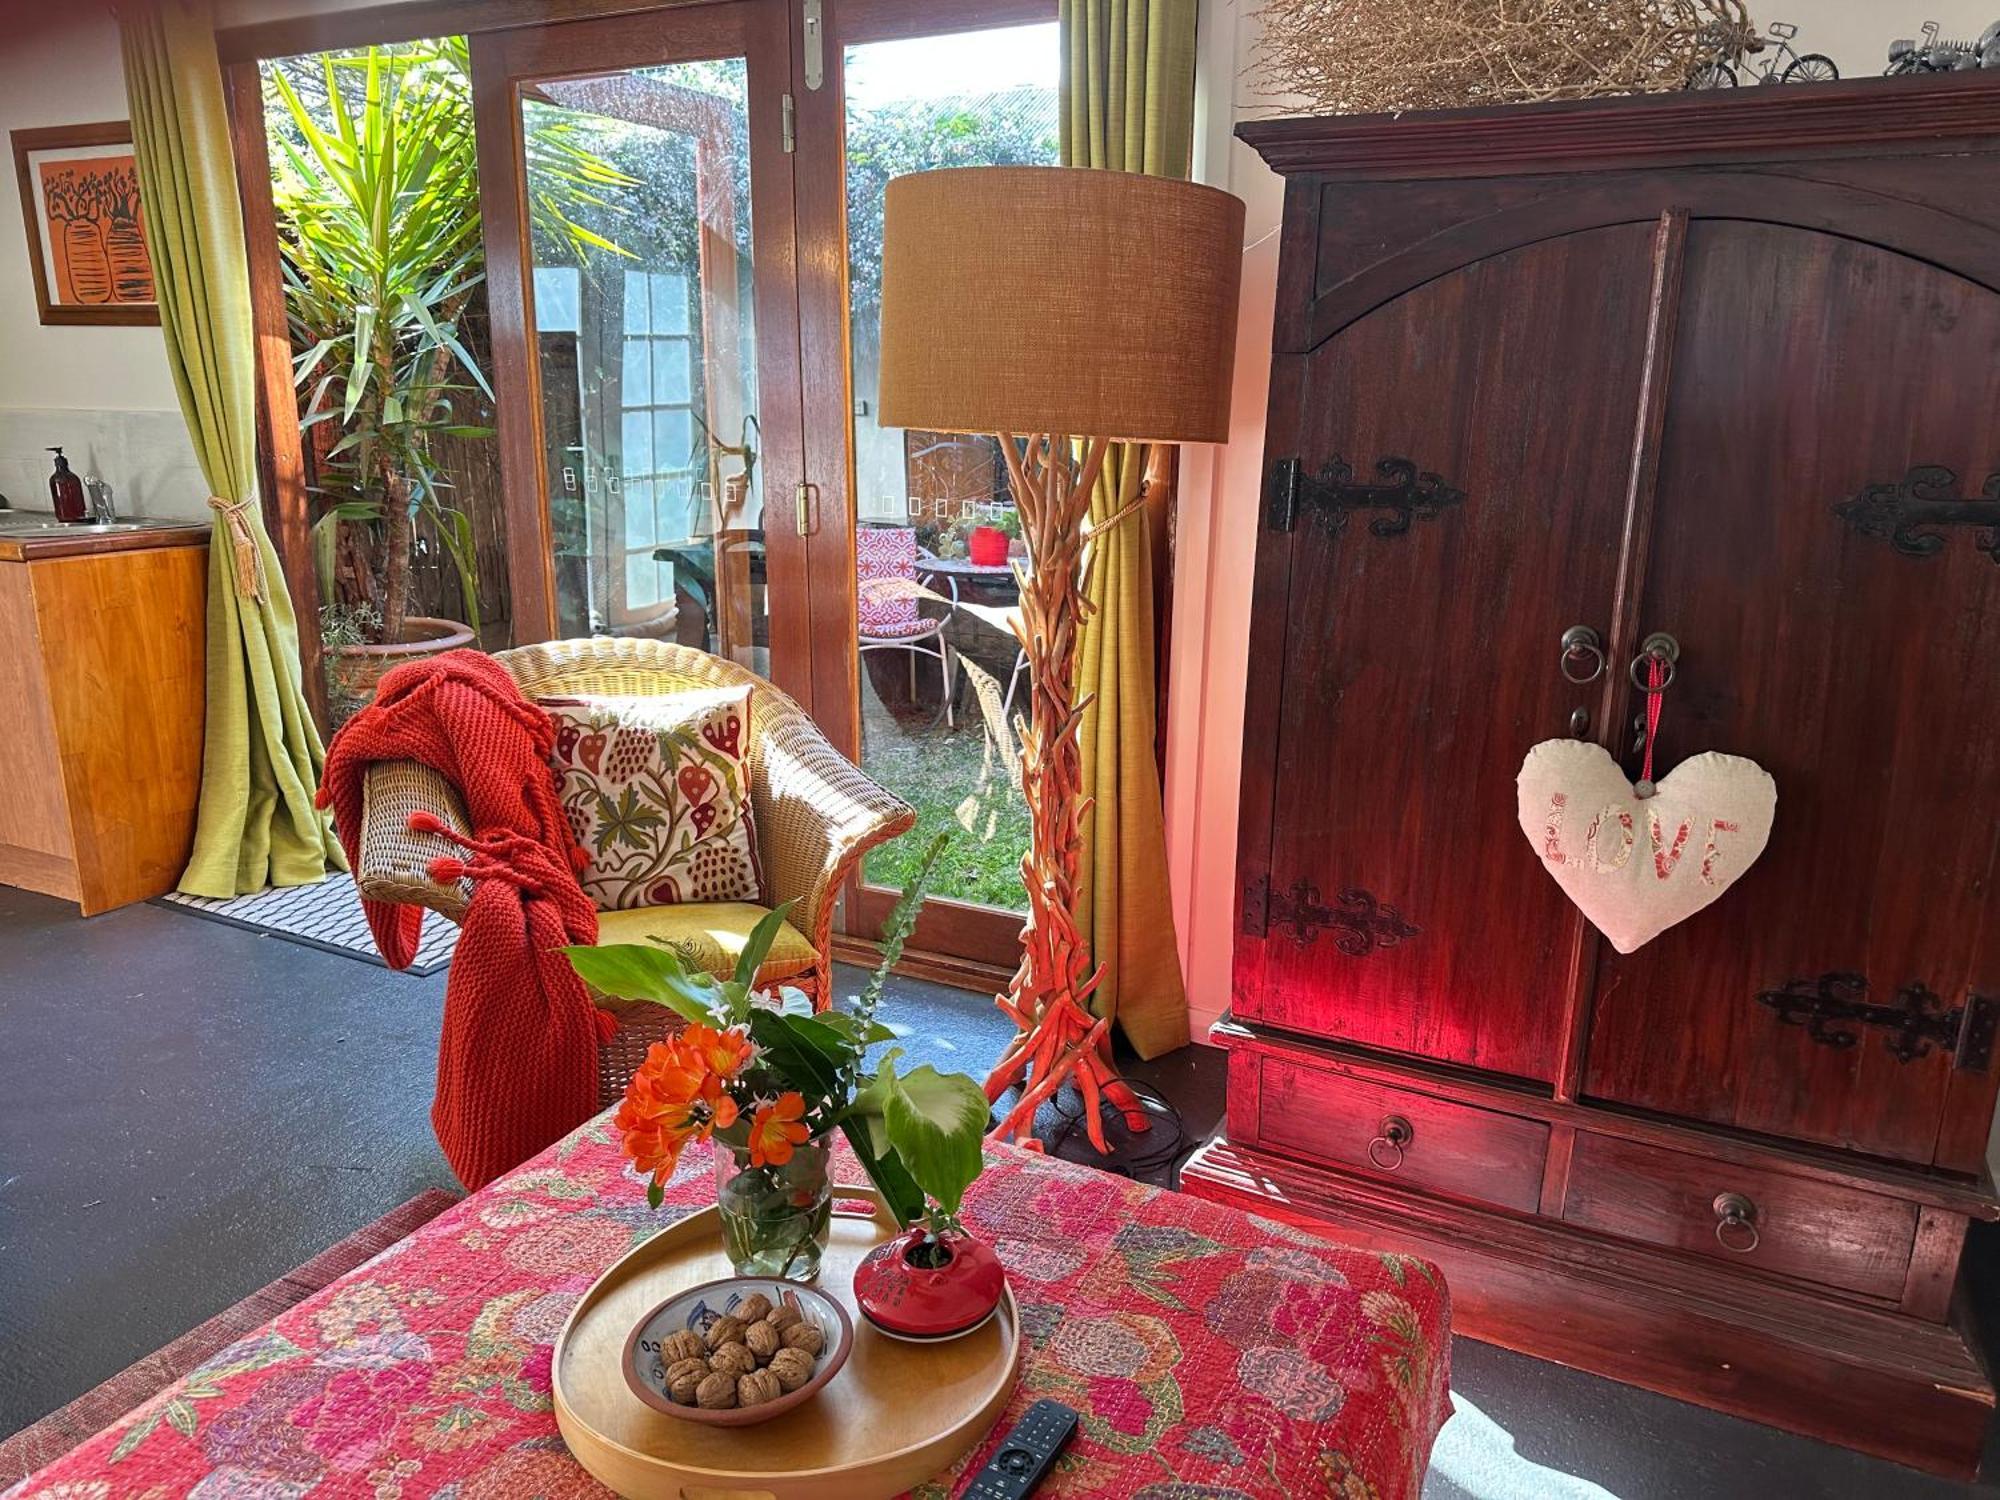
354,637,916,1104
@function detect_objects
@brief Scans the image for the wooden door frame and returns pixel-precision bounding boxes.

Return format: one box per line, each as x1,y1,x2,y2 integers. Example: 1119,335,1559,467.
468,0,814,717
790,0,1057,968
221,60,325,729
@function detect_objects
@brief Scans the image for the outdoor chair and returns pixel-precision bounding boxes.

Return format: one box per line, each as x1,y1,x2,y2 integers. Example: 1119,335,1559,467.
352,637,915,1104
857,524,956,727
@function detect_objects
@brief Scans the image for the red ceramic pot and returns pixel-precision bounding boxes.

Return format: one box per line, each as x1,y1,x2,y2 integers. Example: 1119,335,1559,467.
853,1228,1006,1342
967,525,1009,566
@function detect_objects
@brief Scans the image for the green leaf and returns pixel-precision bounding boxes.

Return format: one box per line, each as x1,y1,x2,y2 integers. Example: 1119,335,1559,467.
746,1010,844,1107
647,1179,664,1210
843,1119,926,1227
560,943,719,1025
731,900,796,991
880,1062,989,1218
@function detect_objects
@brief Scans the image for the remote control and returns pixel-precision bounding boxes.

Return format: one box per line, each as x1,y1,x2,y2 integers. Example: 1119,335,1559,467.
961,1399,1080,1499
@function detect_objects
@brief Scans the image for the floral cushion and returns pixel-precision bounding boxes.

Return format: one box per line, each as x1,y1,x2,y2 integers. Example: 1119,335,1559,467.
856,525,922,635
542,689,762,910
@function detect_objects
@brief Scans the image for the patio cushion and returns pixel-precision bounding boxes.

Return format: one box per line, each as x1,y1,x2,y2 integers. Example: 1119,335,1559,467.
542,688,764,910
856,525,923,634
593,901,818,986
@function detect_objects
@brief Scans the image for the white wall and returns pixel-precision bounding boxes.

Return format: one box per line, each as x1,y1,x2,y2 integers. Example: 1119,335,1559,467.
1168,0,2000,1044
0,2,208,520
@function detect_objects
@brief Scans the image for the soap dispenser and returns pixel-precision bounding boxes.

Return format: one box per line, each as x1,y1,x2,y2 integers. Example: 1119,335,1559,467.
47,448,86,523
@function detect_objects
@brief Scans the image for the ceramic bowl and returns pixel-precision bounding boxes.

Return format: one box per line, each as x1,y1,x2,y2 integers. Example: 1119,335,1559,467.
621,1276,853,1426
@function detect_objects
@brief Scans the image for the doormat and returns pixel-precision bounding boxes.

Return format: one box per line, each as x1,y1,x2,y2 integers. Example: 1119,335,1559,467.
157,873,457,976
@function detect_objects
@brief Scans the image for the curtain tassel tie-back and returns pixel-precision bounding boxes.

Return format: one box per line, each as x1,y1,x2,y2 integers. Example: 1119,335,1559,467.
207,494,267,601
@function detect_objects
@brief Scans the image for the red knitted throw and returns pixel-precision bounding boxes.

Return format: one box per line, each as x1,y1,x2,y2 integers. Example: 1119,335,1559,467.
318,649,608,1189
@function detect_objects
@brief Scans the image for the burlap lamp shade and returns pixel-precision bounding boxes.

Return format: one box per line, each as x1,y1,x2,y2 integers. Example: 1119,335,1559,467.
877,167,1243,443
874,164,1243,1152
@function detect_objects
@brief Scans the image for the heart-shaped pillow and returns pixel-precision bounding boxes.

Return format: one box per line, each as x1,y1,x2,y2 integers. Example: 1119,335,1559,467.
1516,740,1776,954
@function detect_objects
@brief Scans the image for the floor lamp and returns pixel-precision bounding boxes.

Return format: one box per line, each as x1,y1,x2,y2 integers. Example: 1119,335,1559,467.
876,166,1244,1151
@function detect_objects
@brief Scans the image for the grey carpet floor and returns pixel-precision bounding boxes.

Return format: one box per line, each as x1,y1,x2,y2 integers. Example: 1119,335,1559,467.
1,882,1994,1496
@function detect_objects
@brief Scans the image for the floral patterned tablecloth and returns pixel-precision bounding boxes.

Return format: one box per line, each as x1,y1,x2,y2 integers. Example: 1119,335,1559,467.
6,1117,1450,1500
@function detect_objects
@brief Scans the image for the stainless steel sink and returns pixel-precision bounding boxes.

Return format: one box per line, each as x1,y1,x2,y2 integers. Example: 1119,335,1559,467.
0,514,172,536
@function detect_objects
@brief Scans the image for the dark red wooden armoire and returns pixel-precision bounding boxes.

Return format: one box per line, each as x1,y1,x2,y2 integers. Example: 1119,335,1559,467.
1181,74,2000,1476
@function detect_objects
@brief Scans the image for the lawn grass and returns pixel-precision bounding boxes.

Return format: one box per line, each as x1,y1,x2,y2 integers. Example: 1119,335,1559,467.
860,701,1028,911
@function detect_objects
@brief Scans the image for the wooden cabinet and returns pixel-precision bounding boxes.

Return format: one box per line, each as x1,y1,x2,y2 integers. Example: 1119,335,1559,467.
1183,75,2000,1478
0,530,208,914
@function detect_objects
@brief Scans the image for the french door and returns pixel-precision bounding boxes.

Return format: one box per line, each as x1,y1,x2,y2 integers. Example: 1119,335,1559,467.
476,0,1058,967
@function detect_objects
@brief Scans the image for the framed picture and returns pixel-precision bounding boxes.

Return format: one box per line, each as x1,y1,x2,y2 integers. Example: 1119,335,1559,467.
11,121,159,327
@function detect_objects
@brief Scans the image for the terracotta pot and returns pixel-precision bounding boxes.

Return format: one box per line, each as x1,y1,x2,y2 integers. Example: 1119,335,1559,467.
326,615,475,706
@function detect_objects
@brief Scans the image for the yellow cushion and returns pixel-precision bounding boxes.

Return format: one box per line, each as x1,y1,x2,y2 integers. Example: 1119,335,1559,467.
592,902,817,986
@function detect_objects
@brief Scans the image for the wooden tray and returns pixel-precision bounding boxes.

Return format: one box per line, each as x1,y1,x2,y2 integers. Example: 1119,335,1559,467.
553,1188,1021,1499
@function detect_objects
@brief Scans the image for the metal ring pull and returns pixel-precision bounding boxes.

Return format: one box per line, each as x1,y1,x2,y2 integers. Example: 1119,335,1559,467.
1367,1115,1413,1172
1712,1191,1760,1254
1559,625,1606,685
1629,631,1680,692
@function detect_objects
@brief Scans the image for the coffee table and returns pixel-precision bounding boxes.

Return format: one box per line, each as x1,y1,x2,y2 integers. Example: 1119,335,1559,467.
7,1119,1451,1498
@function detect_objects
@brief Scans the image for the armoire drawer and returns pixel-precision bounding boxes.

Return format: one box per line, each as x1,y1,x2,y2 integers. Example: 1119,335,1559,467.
1255,1059,1548,1214
1559,1132,1917,1299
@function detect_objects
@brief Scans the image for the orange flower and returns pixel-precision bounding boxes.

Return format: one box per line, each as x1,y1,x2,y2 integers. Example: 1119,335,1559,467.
681,1022,753,1080
679,1023,752,1129
617,1040,709,1188
747,1092,811,1168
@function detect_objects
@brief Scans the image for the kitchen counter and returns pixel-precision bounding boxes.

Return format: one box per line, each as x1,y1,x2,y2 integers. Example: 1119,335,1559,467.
0,513,209,563
0,520,209,914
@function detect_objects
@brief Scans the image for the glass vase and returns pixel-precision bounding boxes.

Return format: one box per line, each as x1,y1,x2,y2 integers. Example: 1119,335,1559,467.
714,1137,833,1282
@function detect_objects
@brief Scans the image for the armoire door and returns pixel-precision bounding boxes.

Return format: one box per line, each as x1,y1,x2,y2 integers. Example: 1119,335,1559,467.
1237,222,1663,1083
1583,218,2000,1169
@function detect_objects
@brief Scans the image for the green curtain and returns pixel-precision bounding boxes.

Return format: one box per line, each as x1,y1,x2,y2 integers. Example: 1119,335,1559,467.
1062,0,1198,1059
121,0,343,895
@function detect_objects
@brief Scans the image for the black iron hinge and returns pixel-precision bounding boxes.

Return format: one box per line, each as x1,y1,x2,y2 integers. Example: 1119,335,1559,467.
1266,457,1303,533
1265,454,1466,539
1757,973,1999,1071
1242,874,1418,957
1832,466,2000,563
1241,872,1270,936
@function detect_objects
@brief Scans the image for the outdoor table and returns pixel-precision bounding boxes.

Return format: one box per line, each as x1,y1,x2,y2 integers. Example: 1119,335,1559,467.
5,1118,1451,1499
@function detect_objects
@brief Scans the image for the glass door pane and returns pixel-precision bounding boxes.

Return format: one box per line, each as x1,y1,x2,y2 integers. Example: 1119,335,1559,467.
526,65,763,663
835,17,1061,942
478,1,806,698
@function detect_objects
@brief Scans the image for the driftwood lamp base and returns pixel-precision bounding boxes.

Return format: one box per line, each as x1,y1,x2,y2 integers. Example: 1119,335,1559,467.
981,431,1149,1153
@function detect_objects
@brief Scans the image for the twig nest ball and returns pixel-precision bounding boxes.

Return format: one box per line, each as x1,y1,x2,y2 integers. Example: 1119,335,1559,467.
745,1320,781,1361
780,1319,825,1357
704,1315,748,1351
708,1340,756,1377
665,1357,710,1404
765,1304,803,1333
767,1346,815,1392
738,1367,784,1407
695,1370,738,1409
659,1330,706,1366
735,1291,774,1324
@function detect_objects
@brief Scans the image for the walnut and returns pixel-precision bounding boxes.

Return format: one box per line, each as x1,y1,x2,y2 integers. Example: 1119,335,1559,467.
764,1304,803,1333
704,1316,747,1351
665,1357,710,1404
738,1367,783,1407
735,1291,774,1323
779,1320,825,1357
658,1330,706,1366
708,1341,756,1377
768,1346,815,1392
695,1369,738,1409
745,1320,781,1361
